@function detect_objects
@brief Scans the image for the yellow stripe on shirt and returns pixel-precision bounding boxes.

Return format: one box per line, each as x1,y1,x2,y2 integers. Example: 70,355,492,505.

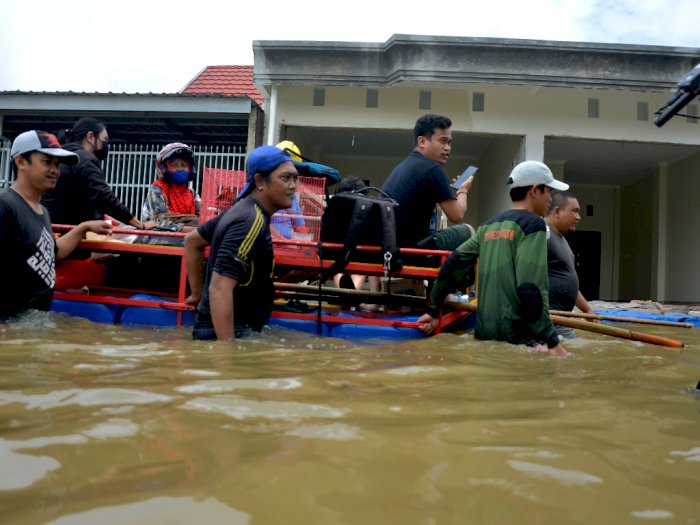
237,204,264,260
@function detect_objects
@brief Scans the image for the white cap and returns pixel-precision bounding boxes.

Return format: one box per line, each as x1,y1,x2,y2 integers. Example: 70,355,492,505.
11,130,79,165
506,160,569,191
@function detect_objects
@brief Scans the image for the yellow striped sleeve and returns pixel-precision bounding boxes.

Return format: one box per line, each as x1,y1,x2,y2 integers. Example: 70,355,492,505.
237,205,264,260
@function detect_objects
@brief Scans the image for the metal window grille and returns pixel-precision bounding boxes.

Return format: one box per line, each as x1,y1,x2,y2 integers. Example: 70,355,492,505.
0,140,246,216
0,139,11,188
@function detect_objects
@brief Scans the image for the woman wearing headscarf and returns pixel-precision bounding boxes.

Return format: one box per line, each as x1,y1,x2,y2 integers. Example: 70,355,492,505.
140,142,201,245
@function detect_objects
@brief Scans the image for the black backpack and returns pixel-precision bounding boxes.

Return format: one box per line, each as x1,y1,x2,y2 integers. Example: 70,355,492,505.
319,187,403,276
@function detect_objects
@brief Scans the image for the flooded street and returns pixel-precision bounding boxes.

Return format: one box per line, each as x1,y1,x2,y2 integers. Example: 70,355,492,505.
1,311,699,524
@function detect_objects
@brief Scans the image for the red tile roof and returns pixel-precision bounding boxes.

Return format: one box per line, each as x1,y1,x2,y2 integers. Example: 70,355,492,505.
182,65,262,106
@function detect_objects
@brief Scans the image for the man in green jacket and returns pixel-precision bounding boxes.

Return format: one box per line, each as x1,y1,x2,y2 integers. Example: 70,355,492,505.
417,160,569,357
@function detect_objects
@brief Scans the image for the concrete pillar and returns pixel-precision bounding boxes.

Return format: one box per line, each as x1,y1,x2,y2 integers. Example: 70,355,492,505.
523,133,545,162
651,164,668,301
611,187,621,301
265,86,278,145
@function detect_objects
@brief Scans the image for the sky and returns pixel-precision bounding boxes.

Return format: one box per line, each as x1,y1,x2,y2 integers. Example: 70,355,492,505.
1,0,699,94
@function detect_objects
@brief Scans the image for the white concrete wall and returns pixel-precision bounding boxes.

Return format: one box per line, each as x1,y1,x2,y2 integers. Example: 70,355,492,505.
665,152,700,302
274,84,699,148
472,136,524,223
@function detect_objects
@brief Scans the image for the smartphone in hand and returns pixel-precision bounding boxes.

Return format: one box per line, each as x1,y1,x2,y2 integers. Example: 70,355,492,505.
452,166,478,189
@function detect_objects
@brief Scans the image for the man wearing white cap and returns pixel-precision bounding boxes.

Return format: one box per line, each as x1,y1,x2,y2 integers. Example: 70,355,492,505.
0,131,112,319
417,160,569,357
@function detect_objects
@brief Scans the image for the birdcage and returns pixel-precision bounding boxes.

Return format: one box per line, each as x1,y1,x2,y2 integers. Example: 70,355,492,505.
199,168,247,224
199,167,326,243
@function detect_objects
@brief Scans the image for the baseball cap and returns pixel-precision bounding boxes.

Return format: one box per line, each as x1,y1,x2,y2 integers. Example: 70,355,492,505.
239,145,293,199
11,130,79,165
506,160,569,191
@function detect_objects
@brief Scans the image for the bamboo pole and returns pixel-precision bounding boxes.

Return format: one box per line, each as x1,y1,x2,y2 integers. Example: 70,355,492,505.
550,314,684,349
444,300,683,349
273,282,426,306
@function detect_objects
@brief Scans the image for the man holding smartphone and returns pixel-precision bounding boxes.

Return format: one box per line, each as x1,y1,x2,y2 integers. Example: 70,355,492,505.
382,114,475,250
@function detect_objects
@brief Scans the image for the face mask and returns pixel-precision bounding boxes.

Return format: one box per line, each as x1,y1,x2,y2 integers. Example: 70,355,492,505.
169,170,189,185
94,142,109,161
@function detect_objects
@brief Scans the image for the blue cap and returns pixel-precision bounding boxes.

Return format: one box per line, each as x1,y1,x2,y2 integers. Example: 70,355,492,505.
239,145,293,199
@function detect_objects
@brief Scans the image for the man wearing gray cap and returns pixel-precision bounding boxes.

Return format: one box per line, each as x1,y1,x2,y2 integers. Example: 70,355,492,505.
417,160,569,357
0,130,112,320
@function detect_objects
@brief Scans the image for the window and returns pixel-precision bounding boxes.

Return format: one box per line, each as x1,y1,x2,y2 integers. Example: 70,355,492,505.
588,98,599,118
419,90,431,110
366,88,378,108
472,92,485,112
637,102,648,121
313,88,325,107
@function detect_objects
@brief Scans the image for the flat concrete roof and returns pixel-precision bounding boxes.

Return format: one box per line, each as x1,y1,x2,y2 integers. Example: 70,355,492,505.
253,34,700,94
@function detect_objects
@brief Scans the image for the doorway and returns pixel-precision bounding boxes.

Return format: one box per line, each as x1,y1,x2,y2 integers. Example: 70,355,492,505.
565,231,601,301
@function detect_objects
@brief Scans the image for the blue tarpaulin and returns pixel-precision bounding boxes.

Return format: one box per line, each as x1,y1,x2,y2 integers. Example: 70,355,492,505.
596,309,700,327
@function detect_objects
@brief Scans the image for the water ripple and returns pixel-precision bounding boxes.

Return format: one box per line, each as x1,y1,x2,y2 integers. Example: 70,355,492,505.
182,396,348,421
176,378,302,394
42,496,250,525
506,459,603,486
0,388,172,409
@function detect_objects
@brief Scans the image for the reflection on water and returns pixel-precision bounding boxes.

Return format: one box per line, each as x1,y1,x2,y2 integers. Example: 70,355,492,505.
1,310,699,524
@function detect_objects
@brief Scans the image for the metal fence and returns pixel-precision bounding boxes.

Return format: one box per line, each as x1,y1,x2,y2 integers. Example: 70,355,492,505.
0,140,246,217
0,139,10,188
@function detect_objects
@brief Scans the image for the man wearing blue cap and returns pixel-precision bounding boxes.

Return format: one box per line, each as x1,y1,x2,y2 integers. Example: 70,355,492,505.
184,145,298,340
1,131,113,320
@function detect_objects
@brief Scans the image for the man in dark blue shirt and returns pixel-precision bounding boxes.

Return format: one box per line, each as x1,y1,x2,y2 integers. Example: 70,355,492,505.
382,114,474,248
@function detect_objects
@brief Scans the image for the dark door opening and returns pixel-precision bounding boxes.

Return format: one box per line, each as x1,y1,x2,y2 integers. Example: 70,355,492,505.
565,231,601,301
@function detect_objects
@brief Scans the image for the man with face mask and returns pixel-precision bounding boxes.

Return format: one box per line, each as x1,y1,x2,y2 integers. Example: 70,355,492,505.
41,117,147,231
139,143,202,245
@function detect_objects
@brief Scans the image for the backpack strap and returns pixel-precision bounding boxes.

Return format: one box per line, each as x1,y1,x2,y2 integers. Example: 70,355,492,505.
324,197,373,276
377,200,403,272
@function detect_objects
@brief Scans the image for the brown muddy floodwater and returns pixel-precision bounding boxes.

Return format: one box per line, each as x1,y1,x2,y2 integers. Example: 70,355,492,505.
1,310,699,525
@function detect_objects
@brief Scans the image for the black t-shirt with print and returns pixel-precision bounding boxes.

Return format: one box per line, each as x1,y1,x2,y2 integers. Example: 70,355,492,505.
0,189,57,318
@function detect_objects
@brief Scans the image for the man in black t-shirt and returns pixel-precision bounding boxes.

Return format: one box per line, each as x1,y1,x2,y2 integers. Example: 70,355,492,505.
184,146,298,341
366,114,476,302
1,131,112,320
382,114,475,248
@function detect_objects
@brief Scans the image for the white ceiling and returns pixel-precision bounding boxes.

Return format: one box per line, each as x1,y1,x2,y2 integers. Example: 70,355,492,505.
289,126,700,187
545,137,700,186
